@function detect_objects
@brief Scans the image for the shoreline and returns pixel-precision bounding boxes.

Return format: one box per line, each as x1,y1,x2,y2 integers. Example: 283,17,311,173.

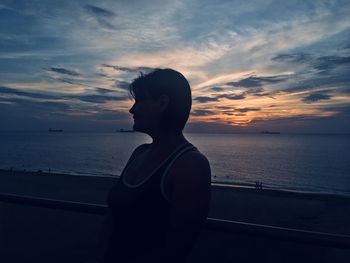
1,130,350,135
1,168,349,200
0,169,350,236
211,182,350,201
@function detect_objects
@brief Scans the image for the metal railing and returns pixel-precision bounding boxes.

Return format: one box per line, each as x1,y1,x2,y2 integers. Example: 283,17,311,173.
1,192,350,249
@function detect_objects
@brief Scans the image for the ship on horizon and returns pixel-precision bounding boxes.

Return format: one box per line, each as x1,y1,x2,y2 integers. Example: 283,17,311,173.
48,128,63,132
116,128,135,133
260,131,280,134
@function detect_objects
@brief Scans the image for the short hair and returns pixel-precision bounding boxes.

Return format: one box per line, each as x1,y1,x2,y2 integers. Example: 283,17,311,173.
129,68,192,132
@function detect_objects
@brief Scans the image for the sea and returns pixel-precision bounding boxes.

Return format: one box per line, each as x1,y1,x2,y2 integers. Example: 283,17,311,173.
0,132,349,196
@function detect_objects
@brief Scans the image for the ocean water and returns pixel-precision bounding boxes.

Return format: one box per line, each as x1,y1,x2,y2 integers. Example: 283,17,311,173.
0,132,349,196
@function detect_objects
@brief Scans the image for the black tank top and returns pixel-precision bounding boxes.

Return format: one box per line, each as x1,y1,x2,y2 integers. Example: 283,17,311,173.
104,142,197,262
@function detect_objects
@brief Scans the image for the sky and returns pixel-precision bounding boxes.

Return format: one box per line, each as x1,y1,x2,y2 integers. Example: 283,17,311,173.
1,0,350,133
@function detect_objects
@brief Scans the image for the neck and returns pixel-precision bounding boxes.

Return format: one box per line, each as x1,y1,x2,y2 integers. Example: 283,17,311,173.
150,131,187,151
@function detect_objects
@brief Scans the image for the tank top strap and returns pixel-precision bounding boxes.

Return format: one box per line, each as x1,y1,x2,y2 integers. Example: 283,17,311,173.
160,143,198,201
118,144,149,178
159,142,194,165
121,142,195,188
162,143,197,175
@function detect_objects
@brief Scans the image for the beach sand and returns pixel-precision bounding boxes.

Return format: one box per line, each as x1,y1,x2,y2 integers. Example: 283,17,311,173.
0,169,349,262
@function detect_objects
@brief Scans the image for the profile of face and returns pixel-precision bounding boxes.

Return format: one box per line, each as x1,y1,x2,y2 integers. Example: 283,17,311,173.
128,69,191,134
129,92,169,134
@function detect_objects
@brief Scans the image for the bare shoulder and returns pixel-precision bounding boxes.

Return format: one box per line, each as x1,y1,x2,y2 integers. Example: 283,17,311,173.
125,143,151,164
169,150,211,185
166,149,211,210
135,143,151,152
178,150,210,169
132,143,151,156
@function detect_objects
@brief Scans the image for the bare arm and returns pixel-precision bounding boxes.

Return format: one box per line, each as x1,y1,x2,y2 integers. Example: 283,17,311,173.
163,151,211,262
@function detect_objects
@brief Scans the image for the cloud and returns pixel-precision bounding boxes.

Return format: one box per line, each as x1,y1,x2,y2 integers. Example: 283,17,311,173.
243,87,264,94
104,39,233,77
74,94,127,104
48,77,91,88
220,110,235,116
95,87,114,94
273,52,350,73
314,55,350,72
48,67,82,77
210,86,224,92
95,73,110,78
202,86,270,100
101,64,156,74
272,53,312,63
281,73,350,94
218,93,246,100
193,96,219,103
114,80,131,91
194,92,246,104
0,98,131,132
191,109,215,116
0,97,71,113
2,1,350,132
85,5,116,18
250,113,350,134
270,50,350,96
226,75,288,88
242,87,277,98
0,86,128,105
84,4,117,30
302,93,332,103
215,106,233,110
323,105,350,116
234,107,260,113
0,86,53,100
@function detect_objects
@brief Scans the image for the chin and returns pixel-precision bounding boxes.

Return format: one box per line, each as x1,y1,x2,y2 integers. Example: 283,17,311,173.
133,124,150,135
133,124,142,132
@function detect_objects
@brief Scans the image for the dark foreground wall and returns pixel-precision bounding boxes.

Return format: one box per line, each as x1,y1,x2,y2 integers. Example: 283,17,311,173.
1,202,349,263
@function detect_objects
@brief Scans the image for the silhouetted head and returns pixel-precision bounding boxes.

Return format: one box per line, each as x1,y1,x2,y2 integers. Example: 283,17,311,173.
129,68,192,134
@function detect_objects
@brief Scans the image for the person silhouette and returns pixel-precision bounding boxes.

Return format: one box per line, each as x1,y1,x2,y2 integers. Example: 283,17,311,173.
100,69,211,263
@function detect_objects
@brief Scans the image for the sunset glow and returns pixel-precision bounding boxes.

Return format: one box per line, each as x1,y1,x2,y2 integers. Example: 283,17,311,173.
1,0,349,133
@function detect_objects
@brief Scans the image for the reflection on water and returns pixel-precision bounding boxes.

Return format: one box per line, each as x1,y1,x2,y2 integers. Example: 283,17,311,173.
0,132,349,195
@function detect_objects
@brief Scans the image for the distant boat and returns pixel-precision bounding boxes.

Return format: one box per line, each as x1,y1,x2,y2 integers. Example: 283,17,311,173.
48,128,63,132
260,131,280,134
116,129,134,133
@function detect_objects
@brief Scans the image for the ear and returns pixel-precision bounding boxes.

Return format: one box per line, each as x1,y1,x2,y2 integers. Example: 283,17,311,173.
158,95,169,112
